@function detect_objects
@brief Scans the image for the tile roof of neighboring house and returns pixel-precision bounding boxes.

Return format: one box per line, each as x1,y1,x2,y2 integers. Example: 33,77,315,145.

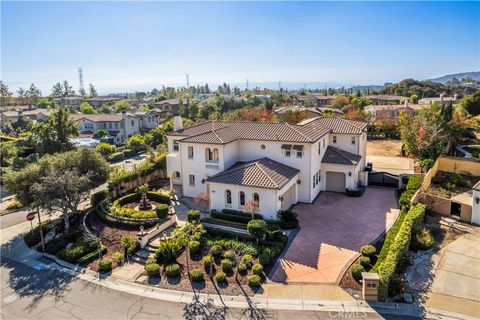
365,104,419,111
83,96,122,102
22,109,51,116
365,95,405,101
418,97,456,104
70,114,125,122
207,157,300,189
300,117,367,135
274,106,322,115
322,146,362,166
1,111,18,117
168,120,333,144
313,95,336,100
154,98,181,106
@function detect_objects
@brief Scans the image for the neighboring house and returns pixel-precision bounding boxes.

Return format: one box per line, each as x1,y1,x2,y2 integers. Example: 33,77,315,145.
134,110,162,131
313,95,336,106
53,96,83,109
364,103,419,124
365,95,405,105
70,111,140,145
274,106,322,119
292,95,335,107
166,116,368,219
418,94,458,106
0,109,51,128
154,99,183,115
83,96,123,108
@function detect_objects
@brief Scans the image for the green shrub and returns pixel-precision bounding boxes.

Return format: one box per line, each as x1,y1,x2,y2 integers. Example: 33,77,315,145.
121,235,139,255
211,245,223,257
224,250,236,261
156,204,169,219
99,258,112,272
211,210,256,224
188,240,201,254
406,175,424,192
43,238,68,255
238,263,248,274
24,220,54,247
359,256,371,268
108,152,124,162
277,210,299,229
202,256,213,270
91,189,109,208
187,210,201,223
259,252,270,266
155,238,182,263
146,256,157,265
360,245,376,257
252,263,263,275
247,219,268,241
146,191,171,205
113,251,125,264
165,263,181,277
241,254,253,267
214,271,227,283
77,245,107,265
57,238,100,264
377,204,426,300
221,208,262,220
146,263,160,277
411,227,435,251
247,275,261,287
189,268,204,282
200,217,247,230
221,259,233,272
351,264,365,281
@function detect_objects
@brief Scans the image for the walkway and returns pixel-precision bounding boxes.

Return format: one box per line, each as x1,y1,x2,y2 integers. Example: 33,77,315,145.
270,188,399,284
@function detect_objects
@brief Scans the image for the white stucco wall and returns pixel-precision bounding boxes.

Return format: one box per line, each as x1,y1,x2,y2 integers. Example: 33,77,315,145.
328,133,360,156
321,162,360,189
472,189,480,225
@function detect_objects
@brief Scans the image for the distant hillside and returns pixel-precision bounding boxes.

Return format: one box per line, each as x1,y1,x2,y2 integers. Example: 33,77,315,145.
428,71,480,83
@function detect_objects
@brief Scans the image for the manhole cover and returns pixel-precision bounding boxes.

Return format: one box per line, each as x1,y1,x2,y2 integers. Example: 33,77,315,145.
3,295,17,303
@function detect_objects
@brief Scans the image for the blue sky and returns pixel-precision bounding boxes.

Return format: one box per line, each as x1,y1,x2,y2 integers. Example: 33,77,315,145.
1,1,479,94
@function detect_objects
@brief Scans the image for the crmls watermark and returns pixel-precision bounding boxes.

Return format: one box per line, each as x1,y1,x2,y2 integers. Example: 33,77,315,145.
328,310,368,319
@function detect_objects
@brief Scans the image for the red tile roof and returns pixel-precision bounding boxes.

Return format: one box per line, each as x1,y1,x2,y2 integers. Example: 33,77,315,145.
322,146,361,166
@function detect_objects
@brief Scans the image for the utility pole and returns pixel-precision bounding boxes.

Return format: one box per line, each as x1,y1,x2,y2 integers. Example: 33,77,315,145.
246,79,249,90
185,73,190,88
78,67,85,96
278,81,281,91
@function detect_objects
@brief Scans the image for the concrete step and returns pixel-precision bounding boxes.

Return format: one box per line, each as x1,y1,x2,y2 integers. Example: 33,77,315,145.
131,248,152,264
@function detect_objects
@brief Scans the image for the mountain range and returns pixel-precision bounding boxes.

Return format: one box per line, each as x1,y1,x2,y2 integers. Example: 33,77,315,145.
427,71,480,83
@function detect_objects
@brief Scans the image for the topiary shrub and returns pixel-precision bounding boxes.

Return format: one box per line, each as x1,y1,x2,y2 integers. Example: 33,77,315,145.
99,258,112,272
165,263,181,277
259,252,270,266
113,251,125,264
359,256,371,269
121,235,139,256
202,256,213,270
360,245,376,257
238,263,248,274
187,210,201,223
214,271,227,283
156,204,169,219
252,263,263,276
211,245,223,257
247,275,261,287
145,256,156,265
224,250,236,261
241,254,253,268
188,240,201,254
247,219,268,243
146,263,160,277
351,263,365,281
411,227,435,251
221,259,233,272
189,268,204,282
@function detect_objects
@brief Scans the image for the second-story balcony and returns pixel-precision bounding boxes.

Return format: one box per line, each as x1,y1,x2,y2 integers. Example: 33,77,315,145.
205,160,220,170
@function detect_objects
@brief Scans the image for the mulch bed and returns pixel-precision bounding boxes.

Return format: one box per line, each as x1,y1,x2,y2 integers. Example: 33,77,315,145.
85,211,138,271
136,247,262,297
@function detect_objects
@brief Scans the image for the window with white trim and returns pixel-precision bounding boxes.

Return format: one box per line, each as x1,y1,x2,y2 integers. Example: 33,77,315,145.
188,174,195,186
188,146,194,159
313,175,316,188
239,191,245,206
226,190,232,205
333,136,337,144
351,136,356,145
173,140,179,151
253,193,260,205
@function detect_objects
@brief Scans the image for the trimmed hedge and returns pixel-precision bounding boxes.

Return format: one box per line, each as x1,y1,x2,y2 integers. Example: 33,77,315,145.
57,238,100,264
202,256,213,269
146,263,160,277
211,210,259,224
96,206,157,228
78,245,107,265
187,210,201,223
165,263,181,277
99,258,112,271
214,271,227,283
351,264,365,281
377,204,426,300
359,256,371,268
156,204,169,219
188,240,201,254
110,191,171,220
220,209,263,220
108,152,124,162
221,259,233,272
200,217,248,230
189,268,204,282
252,263,263,275
224,250,236,261
247,275,261,287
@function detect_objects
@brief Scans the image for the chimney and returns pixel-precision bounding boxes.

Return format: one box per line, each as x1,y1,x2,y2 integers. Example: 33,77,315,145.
173,116,183,131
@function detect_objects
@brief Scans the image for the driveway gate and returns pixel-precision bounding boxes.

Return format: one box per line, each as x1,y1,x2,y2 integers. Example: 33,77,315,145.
368,171,399,188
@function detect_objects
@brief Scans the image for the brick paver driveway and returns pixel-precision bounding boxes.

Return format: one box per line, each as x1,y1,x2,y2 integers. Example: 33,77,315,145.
270,187,399,284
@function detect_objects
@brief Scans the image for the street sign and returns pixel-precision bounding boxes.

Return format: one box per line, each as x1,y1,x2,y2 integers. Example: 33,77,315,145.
26,213,36,221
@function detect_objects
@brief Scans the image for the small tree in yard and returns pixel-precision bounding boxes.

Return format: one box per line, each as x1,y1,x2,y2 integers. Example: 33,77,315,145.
194,192,209,213
247,219,267,245
244,200,259,220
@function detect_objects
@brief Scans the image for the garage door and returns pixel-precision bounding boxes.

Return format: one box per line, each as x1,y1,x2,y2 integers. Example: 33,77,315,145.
281,185,294,210
325,172,346,193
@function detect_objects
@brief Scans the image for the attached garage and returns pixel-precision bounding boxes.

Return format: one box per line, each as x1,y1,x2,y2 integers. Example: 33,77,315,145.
325,172,346,193
280,184,295,210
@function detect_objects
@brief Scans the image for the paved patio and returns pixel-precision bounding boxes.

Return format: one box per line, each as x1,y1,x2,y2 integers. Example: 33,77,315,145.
270,187,399,284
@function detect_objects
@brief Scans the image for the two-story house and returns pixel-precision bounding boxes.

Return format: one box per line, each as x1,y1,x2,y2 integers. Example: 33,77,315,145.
134,110,163,132
166,116,368,219
70,110,140,145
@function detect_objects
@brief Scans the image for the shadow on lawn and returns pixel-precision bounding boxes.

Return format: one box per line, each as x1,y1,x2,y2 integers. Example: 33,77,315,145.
0,234,76,312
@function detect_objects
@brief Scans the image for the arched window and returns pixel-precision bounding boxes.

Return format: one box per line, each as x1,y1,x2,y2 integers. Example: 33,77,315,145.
205,148,211,161
213,148,219,162
226,190,232,205
253,193,260,205
206,148,219,163
239,191,245,206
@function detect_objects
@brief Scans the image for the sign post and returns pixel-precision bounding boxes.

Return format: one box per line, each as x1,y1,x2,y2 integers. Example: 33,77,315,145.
26,212,35,235
34,209,45,253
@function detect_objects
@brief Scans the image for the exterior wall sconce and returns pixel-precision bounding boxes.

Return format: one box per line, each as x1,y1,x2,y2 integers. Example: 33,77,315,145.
476,197,480,204
201,179,206,184
348,172,352,177
279,196,284,201
296,179,301,184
